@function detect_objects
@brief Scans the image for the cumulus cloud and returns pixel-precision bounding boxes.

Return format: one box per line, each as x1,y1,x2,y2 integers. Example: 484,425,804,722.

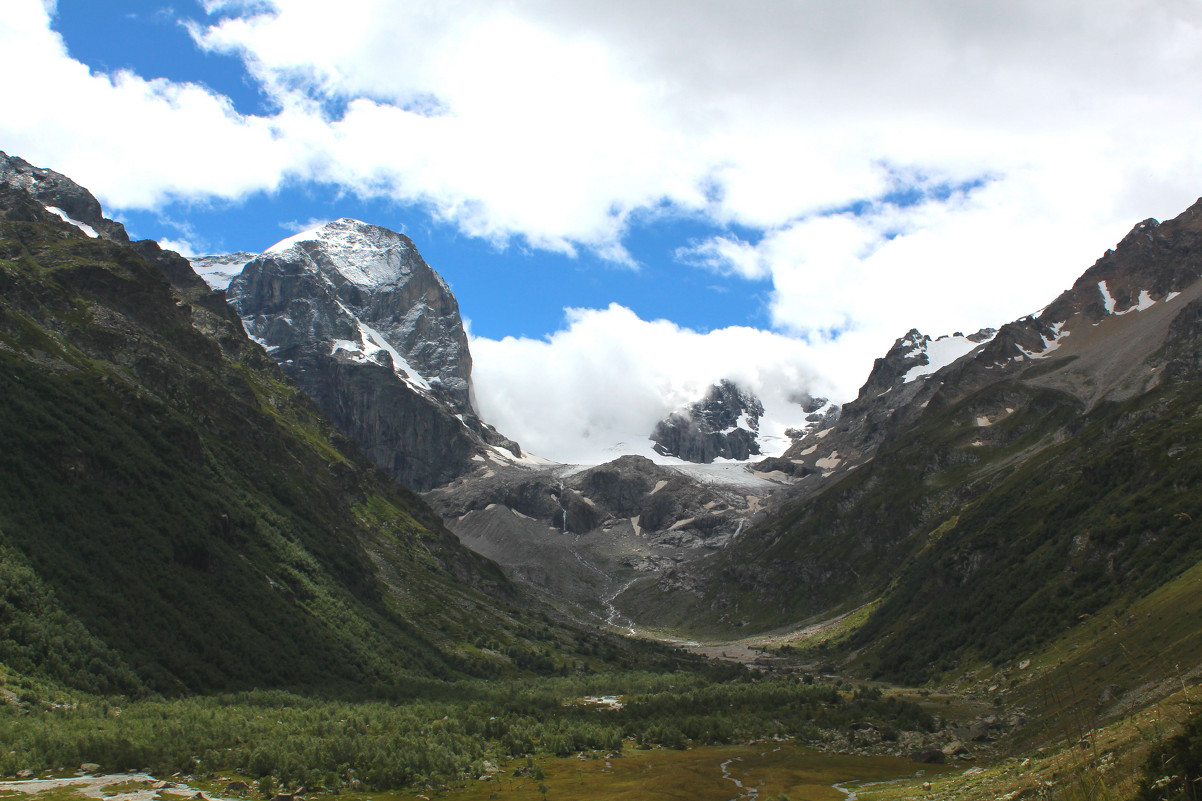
471,304,845,463
279,217,333,234
0,2,300,210
7,0,1202,458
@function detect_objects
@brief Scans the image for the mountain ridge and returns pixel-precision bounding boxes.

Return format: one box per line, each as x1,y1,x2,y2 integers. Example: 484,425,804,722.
624,196,1202,686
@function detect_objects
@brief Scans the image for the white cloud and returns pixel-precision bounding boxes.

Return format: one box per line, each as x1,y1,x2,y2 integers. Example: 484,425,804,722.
0,2,299,211
7,0,1202,455
157,237,198,257
471,304,847,463
279,216,332,234
9,0,1202,252
677,236,768,281
177,0,1202,254
183,1,1202,325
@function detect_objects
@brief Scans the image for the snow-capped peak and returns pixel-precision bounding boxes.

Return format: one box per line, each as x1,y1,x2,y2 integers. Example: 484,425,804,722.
264,218,417,289
189,251,258,291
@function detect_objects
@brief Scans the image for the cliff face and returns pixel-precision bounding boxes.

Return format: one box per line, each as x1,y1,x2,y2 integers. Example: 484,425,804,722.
650,379,765,463
228,219,519,491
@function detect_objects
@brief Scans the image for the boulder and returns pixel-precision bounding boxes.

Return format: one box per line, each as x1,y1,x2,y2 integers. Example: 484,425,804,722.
909,749,946,764
942,741,969,757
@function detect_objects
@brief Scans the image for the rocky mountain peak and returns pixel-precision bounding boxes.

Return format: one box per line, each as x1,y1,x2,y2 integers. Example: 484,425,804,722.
858,327,996,400
0,151,129,243
227,219,520,490
1035,199,1202,334
231,219,473,413
650,379,765,463
265,218,435,291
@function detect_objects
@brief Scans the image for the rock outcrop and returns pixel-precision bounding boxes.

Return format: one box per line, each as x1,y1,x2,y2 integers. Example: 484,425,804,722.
227,219,519,491
0,151,129,243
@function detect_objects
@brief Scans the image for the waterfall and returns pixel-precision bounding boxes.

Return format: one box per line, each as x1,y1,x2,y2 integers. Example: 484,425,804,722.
725,517,748,548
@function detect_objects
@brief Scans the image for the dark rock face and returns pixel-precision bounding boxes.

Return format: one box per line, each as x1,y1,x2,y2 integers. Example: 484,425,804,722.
857,328,931,400
0,151,129,242
232,219,473,411
776,324,999,480
228,218,519,491
857,327,997,401
1161,297,1202,381
651,380,764,463
577,455,658,516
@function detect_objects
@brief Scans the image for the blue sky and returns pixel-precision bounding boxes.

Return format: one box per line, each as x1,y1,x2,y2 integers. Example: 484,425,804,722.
50,0,775,341
5,0,1202,460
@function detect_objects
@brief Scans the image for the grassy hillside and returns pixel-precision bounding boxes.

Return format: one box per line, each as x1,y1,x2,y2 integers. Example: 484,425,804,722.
0,186,678,695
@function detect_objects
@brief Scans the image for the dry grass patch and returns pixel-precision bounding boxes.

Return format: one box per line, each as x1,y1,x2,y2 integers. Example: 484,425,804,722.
375,742,946,801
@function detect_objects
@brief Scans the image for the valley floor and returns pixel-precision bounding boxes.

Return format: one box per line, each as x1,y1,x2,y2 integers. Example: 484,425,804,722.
0,747,947,801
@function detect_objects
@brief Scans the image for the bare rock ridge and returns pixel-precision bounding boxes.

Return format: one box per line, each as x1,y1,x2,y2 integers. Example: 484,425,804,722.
0,151,130,243
769,326,998,480
651,379,765,463
425,453,785,621
226,219,520,491
777,197,1202,486
856,327,998,401
0,151,227,300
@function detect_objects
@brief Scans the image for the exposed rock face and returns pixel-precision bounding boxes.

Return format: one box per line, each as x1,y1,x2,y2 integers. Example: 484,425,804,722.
857,327,997,401
651,379,765,463
425,453,786,625
227,219,519,490
773,325,998,480
0,151,129,243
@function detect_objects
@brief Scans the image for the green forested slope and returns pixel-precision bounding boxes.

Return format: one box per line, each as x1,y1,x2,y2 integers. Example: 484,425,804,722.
0,186,668,695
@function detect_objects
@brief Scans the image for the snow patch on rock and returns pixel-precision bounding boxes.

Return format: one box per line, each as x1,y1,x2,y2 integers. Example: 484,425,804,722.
43,205,97,238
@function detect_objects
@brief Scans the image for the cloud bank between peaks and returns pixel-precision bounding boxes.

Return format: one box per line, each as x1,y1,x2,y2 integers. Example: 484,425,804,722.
7,0,1202,459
